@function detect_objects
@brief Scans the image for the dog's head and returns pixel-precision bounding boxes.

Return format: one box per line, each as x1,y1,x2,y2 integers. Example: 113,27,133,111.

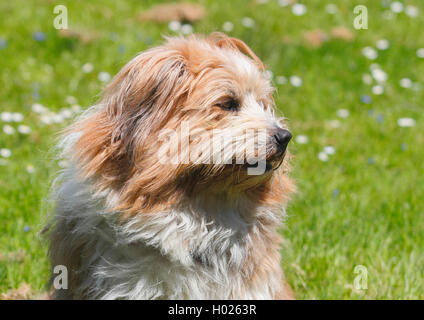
67,33,294,214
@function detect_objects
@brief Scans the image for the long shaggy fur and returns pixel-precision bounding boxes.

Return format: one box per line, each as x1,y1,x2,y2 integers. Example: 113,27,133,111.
45,33,295,300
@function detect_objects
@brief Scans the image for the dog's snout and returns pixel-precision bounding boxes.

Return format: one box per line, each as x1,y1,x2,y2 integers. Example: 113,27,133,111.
273,129,292,151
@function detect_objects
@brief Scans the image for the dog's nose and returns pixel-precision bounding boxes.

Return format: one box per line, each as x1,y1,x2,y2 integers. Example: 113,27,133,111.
273,128,292,152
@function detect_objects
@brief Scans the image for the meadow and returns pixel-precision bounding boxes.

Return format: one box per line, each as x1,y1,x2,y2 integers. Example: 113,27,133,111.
0,0,423,299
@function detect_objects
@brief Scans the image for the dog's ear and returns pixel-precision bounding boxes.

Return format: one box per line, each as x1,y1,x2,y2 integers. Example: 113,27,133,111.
209,32,266,71
104,48,191,146
66,47,191,189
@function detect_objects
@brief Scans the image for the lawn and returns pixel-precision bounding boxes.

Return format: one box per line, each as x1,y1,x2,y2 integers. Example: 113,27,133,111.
0,0,423,299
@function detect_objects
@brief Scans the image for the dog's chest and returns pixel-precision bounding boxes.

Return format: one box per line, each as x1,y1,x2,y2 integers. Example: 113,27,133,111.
93,207,279,299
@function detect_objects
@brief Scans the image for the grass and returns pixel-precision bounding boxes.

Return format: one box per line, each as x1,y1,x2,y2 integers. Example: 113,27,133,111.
0,0,423,299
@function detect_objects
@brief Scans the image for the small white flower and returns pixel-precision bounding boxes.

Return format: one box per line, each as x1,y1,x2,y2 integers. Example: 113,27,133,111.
325,4,338,14
71,104,82,113
264,70,273,80
98,71,111,83
372,85,384,95
276,76,287,85
362,47,378,60
405,5,419,18
400,78,412,88
323,146,336,155
18,125,31,134
12,112,23,122
1,112,12,122
0,148,11,158
26,164,35,173
292,3,307,16
390,1,404,13
52,113,65,123
65,96,77,105
397,118,415,127
60,109,73,119
362,73,372,84
416,48,424,58
222,21,234,32
40,115,53,125
362,74,373,85
371,68,388,83
31,103,47,114
241,17,255,28
82,63,94,73
328,119,341,128
3,124,15,135
318,151,329,162
181,24,193,35
376,39,390,50
337,109,350,118
168,20,181,32
278,0,290,7
296,135,309,144
290,75,303,87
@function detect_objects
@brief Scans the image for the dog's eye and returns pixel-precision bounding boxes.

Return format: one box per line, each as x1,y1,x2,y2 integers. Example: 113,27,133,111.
217,98,239,112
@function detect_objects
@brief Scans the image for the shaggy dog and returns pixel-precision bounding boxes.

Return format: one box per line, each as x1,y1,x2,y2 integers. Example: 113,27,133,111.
45,33,295,299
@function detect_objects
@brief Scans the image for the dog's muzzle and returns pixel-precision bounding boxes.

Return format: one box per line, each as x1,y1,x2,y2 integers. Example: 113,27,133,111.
273,128,292,157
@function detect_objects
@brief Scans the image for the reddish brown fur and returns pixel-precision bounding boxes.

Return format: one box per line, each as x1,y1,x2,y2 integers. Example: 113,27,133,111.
60,34,295,299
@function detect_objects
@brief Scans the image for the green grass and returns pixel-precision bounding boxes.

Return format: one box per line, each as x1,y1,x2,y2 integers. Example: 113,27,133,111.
0,0,423,299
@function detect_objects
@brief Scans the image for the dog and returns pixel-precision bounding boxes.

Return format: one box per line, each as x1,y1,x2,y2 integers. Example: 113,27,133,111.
45,33,295,299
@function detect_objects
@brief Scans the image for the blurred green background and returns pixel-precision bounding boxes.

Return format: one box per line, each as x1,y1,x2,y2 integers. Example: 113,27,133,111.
0,0,423,299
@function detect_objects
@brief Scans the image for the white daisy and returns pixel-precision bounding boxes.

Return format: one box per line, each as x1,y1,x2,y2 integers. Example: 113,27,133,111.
60,109,73,119
397,118,415,127
26,164,35,173
181,24,193,35
400,78,412,88
31,103,47,114
390,1,404,13
323,146,336,155
376,39,390,50
222,22,234,32
295,135,309,144
405,5,419,18
328,119,341,128
337,109,350,118
292,3,307,16
168,20,181,32
65,96,77,105
1,112,12,122
98,72,111,83
318,152,329,162
71,104,82,113
278,0,290,7
82,63,94,73
18,125,31,134
241,17,255,28
325,4,338,14
12,112,23,122
3,124,15,135
362,47,378,60
416,48,424,58
372,85,384,95
0,148,12,158
371,68,388,83
290,75,303,87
